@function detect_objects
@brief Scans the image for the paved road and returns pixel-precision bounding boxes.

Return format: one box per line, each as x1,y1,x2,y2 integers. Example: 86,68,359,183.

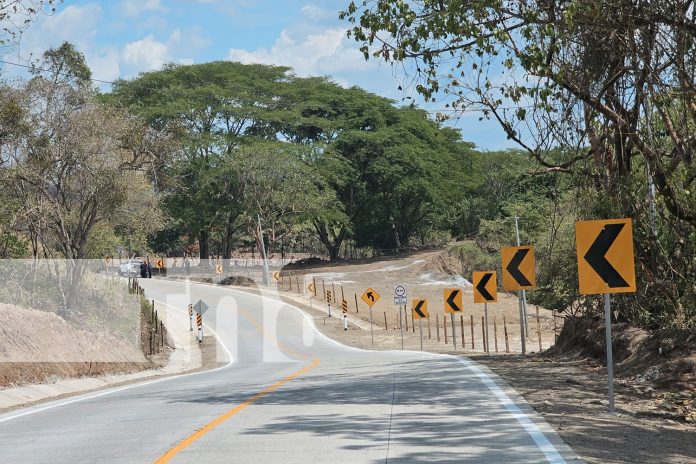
0,279,581,463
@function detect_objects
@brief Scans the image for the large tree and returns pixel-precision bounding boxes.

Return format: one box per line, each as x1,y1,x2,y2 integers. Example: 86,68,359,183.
0,43,170,260
108,61,293,260
341,0,696,326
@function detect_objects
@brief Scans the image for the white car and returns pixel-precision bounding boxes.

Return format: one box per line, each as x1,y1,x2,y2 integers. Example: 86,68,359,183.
119,259,144,276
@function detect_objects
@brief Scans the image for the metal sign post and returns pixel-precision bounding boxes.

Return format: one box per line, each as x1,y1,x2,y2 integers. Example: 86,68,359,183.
394,286,407,350
361,288,380,348
399,305,404,350
576,218,636,414
419,317,423,351
604,293,615,413
369,306,374,347
514,216,530,337
450,313,457,350
484,302,490,354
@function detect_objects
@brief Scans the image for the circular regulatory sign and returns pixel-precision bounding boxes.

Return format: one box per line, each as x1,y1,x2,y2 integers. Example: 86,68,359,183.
394,285,407,297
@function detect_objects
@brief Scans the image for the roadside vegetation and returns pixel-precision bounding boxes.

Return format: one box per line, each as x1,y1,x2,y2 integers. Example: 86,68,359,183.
1,1,695,336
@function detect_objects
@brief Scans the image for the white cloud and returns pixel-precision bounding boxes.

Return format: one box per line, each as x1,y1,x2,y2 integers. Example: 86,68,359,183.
120,29,207,76
122,35,170,70
15,4,102,58
300,4,329,20
89,49,121,82
227,27,373,79
121,0,163,17
4,3,107,80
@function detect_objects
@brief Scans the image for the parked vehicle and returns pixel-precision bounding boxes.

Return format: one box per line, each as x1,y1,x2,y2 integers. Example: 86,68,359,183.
119,259,144,277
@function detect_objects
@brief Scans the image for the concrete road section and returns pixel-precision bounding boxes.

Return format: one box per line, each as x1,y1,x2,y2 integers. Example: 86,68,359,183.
0,279,582,463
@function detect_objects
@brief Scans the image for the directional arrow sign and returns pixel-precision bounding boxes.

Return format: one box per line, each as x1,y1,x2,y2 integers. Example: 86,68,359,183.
307,282,316,295
193,299,209,315
502,246,536,291
215,263,223,274
473,271,497,303
412,299,428,320
444,288,463,313
272,271,281,282
361,288,380,307
155,258,164,269
576,218,636,294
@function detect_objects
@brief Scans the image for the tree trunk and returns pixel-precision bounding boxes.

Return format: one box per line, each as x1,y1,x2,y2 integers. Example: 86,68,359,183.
199,228,209,265
314,221,347,261
221,213,235,260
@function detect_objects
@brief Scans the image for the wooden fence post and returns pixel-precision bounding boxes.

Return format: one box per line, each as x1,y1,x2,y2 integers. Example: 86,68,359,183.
444,315,448,344
470,315,475,350
493,318,499,353
503,315,510,353
536,305,542,352
460,315,465,349
436,314,440,342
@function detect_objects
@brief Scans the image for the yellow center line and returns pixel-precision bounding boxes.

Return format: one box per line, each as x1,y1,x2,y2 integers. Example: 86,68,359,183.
153,306,320,463
154,358,320,463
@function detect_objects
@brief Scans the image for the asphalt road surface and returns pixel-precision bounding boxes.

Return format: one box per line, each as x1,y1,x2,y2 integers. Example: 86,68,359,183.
0,279,581,463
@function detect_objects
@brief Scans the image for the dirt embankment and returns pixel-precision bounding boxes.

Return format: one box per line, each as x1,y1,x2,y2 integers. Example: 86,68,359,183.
0,303,149,388
548,316,696,423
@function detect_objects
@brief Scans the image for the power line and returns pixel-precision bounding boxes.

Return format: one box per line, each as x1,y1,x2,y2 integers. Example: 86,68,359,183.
0,59,116,85
0,58,537,114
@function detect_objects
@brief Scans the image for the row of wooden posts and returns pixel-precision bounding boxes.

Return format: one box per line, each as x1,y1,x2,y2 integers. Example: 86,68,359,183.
275,273,558,352
129,278,167,356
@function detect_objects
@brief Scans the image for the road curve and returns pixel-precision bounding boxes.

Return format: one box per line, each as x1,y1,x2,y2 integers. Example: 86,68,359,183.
0,279,581,463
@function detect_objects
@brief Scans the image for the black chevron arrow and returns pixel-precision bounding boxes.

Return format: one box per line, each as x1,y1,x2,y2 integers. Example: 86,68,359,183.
414,300,427,318
584,223,629,288
506,248,532,287
446,289,462,312
476,273,495,301
366,292,374,302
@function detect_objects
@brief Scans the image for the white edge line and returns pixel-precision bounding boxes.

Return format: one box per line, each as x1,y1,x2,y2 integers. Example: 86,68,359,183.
0,300,234,424
2,278,568,463
199,282,568,463
455,357,568,464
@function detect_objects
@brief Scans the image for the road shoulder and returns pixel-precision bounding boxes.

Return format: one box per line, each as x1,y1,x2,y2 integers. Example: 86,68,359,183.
0,300,218,414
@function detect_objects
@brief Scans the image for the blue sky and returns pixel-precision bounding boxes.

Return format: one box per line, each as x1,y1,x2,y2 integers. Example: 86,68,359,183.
4,0,515,150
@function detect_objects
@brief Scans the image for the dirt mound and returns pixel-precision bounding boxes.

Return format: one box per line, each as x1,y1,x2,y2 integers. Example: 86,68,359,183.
548,316,696,389
286,257,325,267
219,275,257,287
0,303,147,387
418,248,463,276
